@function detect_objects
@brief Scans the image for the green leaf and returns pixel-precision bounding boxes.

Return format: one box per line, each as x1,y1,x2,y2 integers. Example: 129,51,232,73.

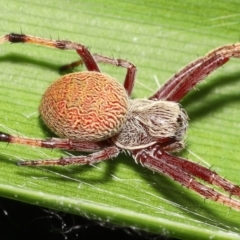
1,0,240,239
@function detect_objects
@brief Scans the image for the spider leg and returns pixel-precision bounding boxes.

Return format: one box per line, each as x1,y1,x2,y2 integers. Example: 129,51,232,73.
0,33,137,96
18,146,120,166
0,33,100,72
133,146,240,210
0,132,110,152
152,147,240,197
150,43,240,102
92,54,137,96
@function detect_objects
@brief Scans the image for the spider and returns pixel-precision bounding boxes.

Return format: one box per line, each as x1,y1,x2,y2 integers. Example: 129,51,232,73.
1,33,240,211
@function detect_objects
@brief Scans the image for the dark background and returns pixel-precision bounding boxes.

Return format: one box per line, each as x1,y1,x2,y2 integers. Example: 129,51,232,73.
0,196,176,240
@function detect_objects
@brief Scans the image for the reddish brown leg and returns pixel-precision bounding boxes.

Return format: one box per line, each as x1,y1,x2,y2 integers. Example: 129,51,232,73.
0,33,100,72
0,33,137,96
150,44,240,102
93,54,137,96
0,133,119,166
133,146,240,210
158,151,240,197
0,132,110,151
148,145,240,197
18,146,120,166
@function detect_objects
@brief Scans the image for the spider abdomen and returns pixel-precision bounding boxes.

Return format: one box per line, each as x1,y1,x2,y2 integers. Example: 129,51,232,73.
39,71,129,141
112,99,188,151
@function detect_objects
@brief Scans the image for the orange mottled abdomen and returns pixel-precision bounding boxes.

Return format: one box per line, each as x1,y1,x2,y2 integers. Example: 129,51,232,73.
39,71,129,141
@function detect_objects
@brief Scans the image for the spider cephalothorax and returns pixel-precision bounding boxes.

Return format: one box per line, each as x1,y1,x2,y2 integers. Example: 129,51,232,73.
1,33,240,211
112,99,188,151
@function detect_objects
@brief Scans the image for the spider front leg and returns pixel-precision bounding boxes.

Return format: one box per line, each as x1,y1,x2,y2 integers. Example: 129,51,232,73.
133,146,240,210
151,43,240,101
0,33,137,96
0,33,100,72
159,151,240,196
